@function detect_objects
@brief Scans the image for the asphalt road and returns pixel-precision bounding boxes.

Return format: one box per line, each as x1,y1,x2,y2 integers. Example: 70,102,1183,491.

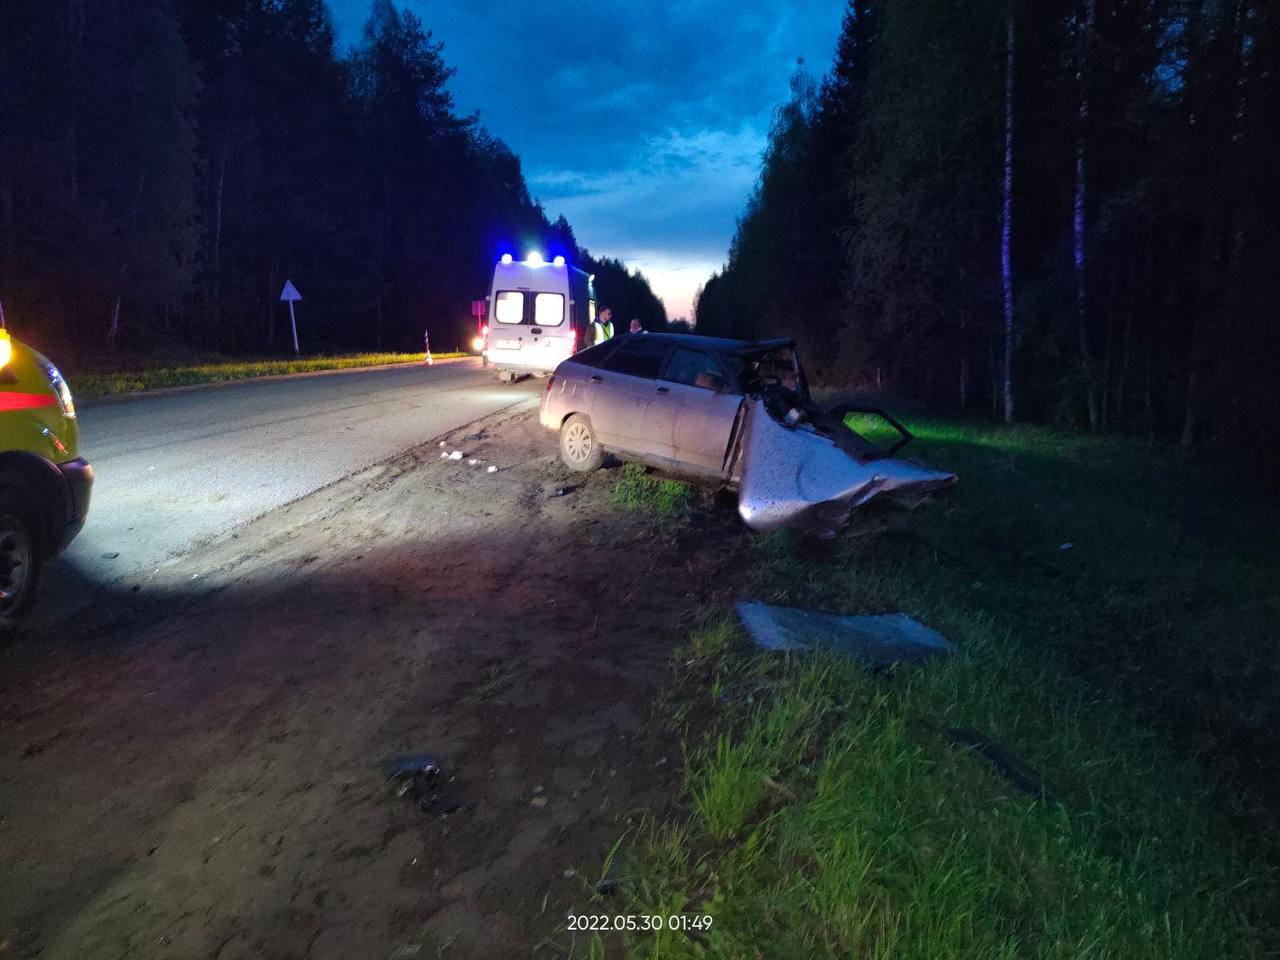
46,358,539,605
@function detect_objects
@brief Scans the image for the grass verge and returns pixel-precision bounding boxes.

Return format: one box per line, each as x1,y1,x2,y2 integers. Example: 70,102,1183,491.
69,352,467,399
612,463,695,520
608,416,1278,957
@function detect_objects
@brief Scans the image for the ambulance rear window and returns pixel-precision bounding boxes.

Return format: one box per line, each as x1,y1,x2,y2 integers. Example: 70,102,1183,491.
495,291,524,324
534,293,564,326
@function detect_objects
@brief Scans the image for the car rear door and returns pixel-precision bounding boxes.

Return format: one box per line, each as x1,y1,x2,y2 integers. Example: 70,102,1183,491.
653,347,745,478
587,338,670,453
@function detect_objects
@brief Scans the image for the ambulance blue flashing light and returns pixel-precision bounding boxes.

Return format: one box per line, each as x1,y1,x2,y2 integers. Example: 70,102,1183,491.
500,253,513,264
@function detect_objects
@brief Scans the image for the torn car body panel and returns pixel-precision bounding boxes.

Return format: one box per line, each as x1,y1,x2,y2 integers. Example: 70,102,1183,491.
733,399,957,535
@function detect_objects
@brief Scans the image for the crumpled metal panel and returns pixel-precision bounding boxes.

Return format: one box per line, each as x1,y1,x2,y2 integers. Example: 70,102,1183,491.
736,400,956,535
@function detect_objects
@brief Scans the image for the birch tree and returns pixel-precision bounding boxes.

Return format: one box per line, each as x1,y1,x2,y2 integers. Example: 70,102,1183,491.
1073,0,1097,428
1001,6,1017,423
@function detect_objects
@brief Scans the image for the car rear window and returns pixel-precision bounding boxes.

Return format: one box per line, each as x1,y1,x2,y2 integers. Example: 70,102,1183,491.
603,339,668,379
570,340,618,368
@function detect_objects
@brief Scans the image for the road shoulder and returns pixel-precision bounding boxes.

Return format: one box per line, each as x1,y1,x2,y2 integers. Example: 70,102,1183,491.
0,404,737,959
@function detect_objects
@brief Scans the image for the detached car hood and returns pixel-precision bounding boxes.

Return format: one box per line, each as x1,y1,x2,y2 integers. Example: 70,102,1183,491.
735,400,956,536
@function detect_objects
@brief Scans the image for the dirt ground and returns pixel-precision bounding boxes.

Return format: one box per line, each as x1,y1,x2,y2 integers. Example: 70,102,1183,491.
0,400,742,959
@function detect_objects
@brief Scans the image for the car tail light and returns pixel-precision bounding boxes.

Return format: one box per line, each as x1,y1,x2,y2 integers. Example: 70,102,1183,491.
545,375,556,392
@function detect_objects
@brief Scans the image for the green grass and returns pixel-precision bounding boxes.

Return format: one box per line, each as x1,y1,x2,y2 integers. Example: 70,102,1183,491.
612,416,1279,958
69,351,466,398
612,463,695,518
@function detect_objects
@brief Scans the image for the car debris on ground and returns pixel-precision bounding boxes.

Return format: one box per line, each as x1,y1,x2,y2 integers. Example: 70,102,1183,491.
382,754,464,816
735,601,955,667
918,719,1061,805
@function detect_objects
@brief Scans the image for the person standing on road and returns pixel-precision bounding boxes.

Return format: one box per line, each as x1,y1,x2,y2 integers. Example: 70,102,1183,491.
592,306,615,345
629,318,644,334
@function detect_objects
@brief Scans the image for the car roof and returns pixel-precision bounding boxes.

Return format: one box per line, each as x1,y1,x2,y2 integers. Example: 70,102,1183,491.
617,332,794,355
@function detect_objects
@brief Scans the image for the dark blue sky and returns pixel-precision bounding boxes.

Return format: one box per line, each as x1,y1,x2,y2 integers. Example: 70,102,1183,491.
328,1,847,318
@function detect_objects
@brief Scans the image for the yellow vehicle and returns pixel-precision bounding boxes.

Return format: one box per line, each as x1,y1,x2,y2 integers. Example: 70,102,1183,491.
0,327,92,630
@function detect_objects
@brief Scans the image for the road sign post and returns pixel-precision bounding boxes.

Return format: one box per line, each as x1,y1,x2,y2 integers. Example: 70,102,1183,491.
280,280,303,355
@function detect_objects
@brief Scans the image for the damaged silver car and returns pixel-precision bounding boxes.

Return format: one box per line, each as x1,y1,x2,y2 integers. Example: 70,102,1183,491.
539,333,956,536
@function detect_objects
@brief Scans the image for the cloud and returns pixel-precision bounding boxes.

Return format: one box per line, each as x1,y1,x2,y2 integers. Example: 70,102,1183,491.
329,0,847,318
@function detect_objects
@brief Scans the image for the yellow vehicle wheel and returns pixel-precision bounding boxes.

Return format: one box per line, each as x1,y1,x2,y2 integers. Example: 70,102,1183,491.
0,491,43,636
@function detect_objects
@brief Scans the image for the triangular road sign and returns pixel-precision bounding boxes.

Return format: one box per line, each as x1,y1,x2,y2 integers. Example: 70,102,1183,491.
280,279,302,302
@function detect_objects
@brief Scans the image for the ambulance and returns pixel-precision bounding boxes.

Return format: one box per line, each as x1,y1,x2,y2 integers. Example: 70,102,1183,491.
482,253,596,380
0,324,93,633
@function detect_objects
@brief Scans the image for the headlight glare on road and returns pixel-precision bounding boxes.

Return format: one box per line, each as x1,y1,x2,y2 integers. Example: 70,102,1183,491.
471,336,485,352
43,361,76,418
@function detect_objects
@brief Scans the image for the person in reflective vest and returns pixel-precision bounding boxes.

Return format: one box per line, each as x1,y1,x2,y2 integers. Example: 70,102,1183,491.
591,306,615,345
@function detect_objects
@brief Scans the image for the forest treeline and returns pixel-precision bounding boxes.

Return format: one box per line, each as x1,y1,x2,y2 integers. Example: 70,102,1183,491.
696,0,1278,451
0,0,665,358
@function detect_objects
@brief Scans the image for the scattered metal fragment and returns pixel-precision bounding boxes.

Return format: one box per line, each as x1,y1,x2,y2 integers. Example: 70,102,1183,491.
382,754,439,785
735,602,954,667
594,875,624,896
462,432,485,442
924,721,1061,805
381,754,464,814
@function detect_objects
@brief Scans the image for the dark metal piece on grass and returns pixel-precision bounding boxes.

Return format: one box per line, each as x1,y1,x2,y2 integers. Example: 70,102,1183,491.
594,876,624,896
930,723,1061,805
735,602,955,667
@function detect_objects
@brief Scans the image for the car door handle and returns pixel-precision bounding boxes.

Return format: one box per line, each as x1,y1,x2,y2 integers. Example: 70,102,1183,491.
589,375,604,383
530,327,543,335
655,386,670,394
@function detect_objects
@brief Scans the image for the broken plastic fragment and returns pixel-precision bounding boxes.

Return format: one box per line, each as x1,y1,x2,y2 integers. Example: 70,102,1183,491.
382,754,439,781
448,450,464,461
735,601,953,667
487,465,498,473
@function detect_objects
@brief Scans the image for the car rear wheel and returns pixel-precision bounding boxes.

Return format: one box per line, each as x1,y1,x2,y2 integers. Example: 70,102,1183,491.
560,414,605,473
0,492,44,640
